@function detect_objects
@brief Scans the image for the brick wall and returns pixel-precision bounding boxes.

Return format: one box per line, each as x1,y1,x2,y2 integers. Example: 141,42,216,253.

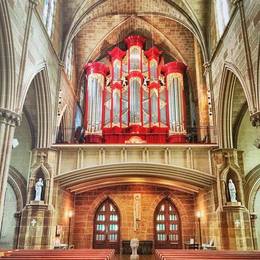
72,185,196,248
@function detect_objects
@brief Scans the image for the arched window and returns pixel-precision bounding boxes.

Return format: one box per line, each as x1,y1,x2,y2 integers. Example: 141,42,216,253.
93,198,120,253
42,0,56,37
215,0,230,37
154,198,182,249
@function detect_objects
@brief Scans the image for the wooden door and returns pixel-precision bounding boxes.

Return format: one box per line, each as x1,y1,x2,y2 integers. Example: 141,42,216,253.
93,198,120,253
154,198,182,249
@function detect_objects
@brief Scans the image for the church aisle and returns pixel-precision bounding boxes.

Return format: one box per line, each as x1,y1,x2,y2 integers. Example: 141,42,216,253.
115,255,155,260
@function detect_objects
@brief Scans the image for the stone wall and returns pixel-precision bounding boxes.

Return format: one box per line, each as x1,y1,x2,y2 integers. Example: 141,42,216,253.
72,185,196,248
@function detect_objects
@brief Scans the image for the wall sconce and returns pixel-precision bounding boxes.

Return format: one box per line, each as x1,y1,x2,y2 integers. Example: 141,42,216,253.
196,211,202,249
196,211,202,219
67,210,73,249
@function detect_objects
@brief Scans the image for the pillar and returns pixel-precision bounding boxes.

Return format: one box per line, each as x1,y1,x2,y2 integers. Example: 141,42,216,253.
194,39,209,142
0,108,21,233
18,148,58,249
250,213,258,249
212,148,254,250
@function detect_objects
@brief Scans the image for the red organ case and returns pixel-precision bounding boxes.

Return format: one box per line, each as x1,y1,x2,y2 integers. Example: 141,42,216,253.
83,35,187,144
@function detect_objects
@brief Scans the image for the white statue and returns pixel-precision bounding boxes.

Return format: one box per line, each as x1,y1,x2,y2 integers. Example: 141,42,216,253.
130,238,139,259
34,178,44,201
228,179,237,202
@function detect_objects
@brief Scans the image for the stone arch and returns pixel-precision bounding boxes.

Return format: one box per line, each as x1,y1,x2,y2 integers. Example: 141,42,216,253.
245,165,260,212
0,0,16,110
8,166,27,211
27,165,51,204
218,62,252,148
17,65,52,148
61,0,208,64
0,167,26,249
220,166,244,205
85,16,186,66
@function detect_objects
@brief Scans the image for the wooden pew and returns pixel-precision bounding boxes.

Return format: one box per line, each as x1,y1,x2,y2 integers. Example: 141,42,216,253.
0,249,115,260
155,249,260,260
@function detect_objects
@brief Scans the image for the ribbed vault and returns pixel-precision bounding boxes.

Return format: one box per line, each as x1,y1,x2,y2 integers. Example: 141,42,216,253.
55,163,216,194
62,0,208,63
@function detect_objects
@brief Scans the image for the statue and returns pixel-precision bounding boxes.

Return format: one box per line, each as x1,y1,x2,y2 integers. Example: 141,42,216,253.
34,178,44,201
130,237,139,259
228,179,237,202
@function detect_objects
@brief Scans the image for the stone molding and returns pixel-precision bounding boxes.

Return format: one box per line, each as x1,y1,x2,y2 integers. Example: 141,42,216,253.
250,111,260,127
0,108,21,126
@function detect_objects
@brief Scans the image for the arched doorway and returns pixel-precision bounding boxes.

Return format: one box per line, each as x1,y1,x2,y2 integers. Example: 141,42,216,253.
93,198,120,253
154,198,182,249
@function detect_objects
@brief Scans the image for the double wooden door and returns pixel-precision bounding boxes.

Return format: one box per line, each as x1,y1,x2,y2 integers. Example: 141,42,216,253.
154,198,182,249
93,199,120,253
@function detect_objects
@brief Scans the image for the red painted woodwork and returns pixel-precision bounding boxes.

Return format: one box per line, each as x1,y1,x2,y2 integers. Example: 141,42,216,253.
108,47,126,61
145,47,162,62
162,61,187,75
124,35,146,48
154,198,182,249
83,35,188,144
93,199,120,254
84,62,109,76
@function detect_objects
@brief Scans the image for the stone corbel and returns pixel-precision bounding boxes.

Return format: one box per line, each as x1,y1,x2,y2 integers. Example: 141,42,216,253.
0,108,21,126
250,111,260,127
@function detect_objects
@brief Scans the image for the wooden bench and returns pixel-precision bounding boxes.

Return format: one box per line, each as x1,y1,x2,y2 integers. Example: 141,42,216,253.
155,249,260,260
0,249,115,260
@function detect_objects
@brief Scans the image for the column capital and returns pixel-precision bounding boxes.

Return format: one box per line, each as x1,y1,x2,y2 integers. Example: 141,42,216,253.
203,62,211,76
29,0,39,6
0,108,21,126
250,111,260,127
231,0,243,6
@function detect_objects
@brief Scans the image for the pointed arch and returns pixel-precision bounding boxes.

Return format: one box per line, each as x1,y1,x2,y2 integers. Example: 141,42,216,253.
18,64,52,148
154,197,182,248
61,0,208,65
244,165,260,212
27,164,51,204
218,62,252,148
93,197,120,253
8,166,27,211
0,0,16,110
220,165,244,205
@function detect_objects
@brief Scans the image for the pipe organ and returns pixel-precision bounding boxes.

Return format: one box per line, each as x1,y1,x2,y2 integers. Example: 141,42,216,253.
83,35,187,143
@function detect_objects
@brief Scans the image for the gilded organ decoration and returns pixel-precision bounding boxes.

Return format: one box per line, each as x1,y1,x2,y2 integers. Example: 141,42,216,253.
83,35,187,143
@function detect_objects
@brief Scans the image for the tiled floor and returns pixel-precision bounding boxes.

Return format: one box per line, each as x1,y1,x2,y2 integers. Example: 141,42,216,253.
115,255,155,260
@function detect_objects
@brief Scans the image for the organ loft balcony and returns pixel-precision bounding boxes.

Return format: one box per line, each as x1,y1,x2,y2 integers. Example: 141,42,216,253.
52,143,217,194
54,34,216,193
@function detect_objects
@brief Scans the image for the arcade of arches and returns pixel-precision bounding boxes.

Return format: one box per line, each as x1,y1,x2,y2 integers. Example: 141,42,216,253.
0,0,260,255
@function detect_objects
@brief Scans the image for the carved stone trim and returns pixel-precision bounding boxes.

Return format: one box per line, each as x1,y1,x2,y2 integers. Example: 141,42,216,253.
250,111,260,127
0,108,21,126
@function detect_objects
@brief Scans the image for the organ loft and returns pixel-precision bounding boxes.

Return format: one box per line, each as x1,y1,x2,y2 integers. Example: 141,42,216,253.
0,0,259,259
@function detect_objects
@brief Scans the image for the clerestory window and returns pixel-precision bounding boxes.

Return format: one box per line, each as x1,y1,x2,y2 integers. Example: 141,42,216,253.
43,0,57,37
215,0,230,38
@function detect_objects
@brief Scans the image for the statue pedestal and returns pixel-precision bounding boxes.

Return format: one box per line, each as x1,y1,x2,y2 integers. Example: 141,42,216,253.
30,200,45,205
225,201,241,207
130,238,139,259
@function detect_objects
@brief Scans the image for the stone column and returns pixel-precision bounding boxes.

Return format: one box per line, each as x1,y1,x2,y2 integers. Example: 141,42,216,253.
194,39,209,142
212,149,254,250
250,213,258,249
18,148,58,249
0,108,21,233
